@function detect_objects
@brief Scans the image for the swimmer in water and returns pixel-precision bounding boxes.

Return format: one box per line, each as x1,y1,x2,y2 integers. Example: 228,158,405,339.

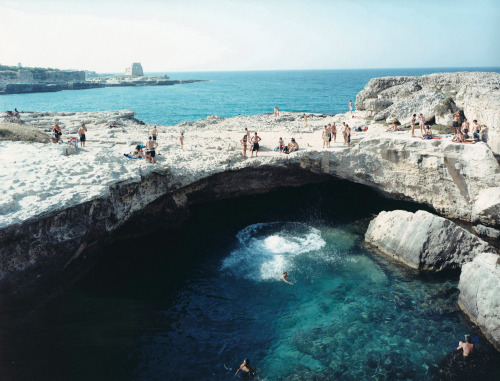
457,335,474,357
281,271,293,285
235,358,256,378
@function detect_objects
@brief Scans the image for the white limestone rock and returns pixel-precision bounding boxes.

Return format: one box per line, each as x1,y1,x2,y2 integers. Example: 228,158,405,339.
472,224,500,239
364,210,492,271
458,253,500,351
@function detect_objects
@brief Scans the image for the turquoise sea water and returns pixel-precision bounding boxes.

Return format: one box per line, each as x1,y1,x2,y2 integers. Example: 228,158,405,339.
2,182,499,380
2,67,499,126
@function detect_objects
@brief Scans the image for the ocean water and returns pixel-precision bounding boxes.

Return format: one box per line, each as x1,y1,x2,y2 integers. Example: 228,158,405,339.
2,181,499,380
2,67,499,126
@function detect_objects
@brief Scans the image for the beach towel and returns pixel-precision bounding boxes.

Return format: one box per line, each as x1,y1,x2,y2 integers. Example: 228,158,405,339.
420,137,442,140
123,153,142,159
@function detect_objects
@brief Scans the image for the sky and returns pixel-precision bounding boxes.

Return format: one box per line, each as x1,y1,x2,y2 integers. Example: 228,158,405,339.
0,0,499,73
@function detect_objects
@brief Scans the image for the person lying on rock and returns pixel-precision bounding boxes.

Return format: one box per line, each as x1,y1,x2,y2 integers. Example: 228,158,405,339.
457,335,474,357
452,131,475,144
283,138,299,154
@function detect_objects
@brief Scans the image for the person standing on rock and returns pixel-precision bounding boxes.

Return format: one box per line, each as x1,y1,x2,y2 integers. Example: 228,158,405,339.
240,133,248,157
327,123,332,148
78,123,87,147
322,125,329,148
303,113,307,128
274,106,280,118
462,118,470,139
452,111,461,136
349,100,353,114
152,126,158,142
145,136,158,164
251,132,261,157
346,124,351,147
418,114,425,137
179,132,184,150
331,122,337,143
472,120,481,141
411,114,417,137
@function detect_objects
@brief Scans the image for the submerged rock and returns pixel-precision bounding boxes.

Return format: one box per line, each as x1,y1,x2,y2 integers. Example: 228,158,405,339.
434,349,500,380
458,252,500,351
364,210,492,271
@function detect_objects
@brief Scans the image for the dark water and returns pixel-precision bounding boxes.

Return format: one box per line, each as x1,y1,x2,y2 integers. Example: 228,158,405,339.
2,67,499,126
1,181,499,380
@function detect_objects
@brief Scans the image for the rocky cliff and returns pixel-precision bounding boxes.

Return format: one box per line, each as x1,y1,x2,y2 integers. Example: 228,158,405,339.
355,72,500,155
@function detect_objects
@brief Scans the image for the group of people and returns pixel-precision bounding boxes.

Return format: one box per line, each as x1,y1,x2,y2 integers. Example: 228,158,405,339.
451,111,481,144
129,126,159,163
240,128,299,157
322,122,351,148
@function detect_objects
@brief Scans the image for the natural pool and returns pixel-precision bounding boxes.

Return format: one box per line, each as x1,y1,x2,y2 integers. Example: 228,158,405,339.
1,181,498,380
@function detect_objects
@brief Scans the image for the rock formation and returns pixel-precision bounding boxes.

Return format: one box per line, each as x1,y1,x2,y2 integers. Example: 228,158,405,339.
364,210,492,271
125,62,144,76
458,252,500,351
472,224,500,239
355,72,500,155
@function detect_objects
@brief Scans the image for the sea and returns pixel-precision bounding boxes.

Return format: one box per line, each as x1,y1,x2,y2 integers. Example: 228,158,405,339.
2,67,500,126
1,68,500,380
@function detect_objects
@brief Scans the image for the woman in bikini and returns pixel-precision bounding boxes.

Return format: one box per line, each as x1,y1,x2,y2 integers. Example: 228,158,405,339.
418,114,425,136
331,122,337,143
241,134,248,156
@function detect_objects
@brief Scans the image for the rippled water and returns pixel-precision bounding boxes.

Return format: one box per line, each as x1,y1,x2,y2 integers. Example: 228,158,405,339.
1,182,498,380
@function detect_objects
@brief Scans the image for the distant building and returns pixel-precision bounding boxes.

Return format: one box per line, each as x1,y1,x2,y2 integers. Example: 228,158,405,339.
125,63,144,76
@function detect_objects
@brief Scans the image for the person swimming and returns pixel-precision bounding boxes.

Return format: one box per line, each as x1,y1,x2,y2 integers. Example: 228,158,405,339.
235,358,256,378
281,271,293,285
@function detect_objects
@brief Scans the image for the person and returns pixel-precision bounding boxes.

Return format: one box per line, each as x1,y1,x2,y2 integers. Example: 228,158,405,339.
281,271,293,284
131,145,145,159
78,123,87,147
245,127,251,142
322,125,329,148
351,115,363,119
462,118,470,139
235,358,256,378
326,123,332,147
341,122,347,144
411,114,417,137
274,106,279,117
452,111,461,136
331,122,337,143
423,125,433,139
152,126,158,141
241,133,248,156
251,132,261,157
386,121,398,132
145,136,158,163
472,119,481,141
346,124,351,147
52,123,62,141
349,100,353,114
418,113,425,136
457,335,474,357
303,113,307,127
179,132,184,149
453,130,475,144
275,137,284,152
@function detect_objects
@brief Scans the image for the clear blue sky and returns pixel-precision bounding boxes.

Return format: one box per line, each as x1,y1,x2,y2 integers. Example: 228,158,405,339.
0,0,499,72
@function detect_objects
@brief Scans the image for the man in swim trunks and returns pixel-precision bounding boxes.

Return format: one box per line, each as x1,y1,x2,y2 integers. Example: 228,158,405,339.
457,335,474,357
462,118,470,139
152,126,158,141
411,114,417,137
331,122,337,143
326,123,332,147
179,132,184,149
322,125,329,148
472,120,481,141
145,136,158,164
346,124,351,147
281,272,293,285
78,123,87,147
251,132,261,157
452,111,461,136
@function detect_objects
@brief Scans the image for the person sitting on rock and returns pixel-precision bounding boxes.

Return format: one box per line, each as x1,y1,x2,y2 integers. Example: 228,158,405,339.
131,145,145,159
386,121,398,132
52,123,62,141
472,120,481,141
423,125,433,139
275,137,284,152
457,335,474,357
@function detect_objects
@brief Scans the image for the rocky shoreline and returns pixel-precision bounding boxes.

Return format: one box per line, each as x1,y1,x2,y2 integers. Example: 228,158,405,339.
1,71,499,352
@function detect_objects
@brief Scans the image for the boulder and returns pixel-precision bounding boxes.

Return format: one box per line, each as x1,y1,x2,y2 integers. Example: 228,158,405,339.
472,224,500,239
458,253,500,351
364,210,492,271
61,144,77,156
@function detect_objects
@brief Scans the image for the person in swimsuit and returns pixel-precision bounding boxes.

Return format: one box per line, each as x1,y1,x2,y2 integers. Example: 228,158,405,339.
462,118,470,139
241,134,248,156
251,132,261,157
281,271,293,284
78,123,87,147
423,125,433,139
346,124,351,147
411,114,417,137
303,113,307,127
327,123,332,147
457,335,474,357
452,111,461,136
331,122,337,143
341,122,347,144
418,114,425,136
322,126,329,148
349,100,353,114
276,137,284,152
235,358,256,378
179,132,184,149
131,145,145,159
245,127,251,143
386,121,398,132
152,126,158,141
274,106,279,117
52,123,62,141
472,119,481,141
145,136,158,163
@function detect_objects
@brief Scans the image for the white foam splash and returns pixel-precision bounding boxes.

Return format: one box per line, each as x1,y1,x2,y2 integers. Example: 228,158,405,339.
221,222,326,282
